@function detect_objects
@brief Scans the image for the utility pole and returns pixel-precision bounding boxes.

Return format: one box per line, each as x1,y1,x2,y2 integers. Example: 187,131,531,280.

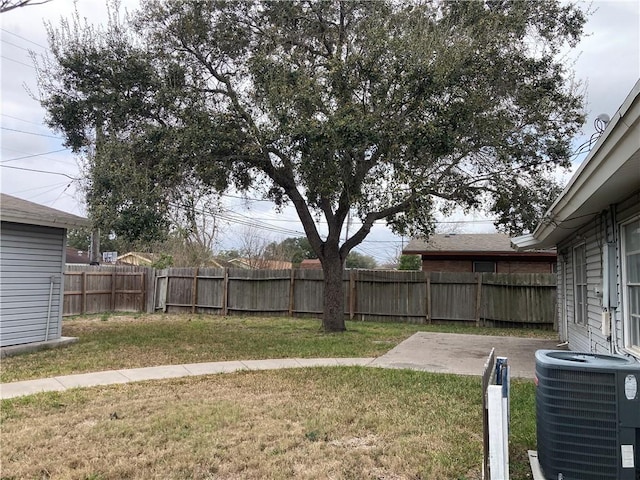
89,115,104,265
90,228,101,264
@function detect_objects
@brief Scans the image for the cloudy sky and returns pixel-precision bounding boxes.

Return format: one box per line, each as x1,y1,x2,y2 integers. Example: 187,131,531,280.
1,0,639,262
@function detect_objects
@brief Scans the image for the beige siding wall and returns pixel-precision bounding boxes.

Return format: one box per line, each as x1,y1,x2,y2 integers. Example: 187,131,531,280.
614,191,640,354
559,216,609,353
558,190,640,358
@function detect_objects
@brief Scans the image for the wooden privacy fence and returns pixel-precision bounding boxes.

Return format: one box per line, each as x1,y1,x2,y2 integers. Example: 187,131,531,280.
63,265,154,316
152,268,557,328
63,266,556,327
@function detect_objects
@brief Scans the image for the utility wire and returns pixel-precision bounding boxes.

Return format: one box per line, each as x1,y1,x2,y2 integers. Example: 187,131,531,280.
0,27,47,50
1,126,62,139
0,55,35,69
1,164,76,179
1,113,46,126
1,148,70,163
10,180,70,195
1,38,31,52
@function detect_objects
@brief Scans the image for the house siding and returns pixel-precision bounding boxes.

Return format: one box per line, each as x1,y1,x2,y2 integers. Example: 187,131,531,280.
0,222,66,347
559,218,607,353
558,191,640,359
615,191,640,357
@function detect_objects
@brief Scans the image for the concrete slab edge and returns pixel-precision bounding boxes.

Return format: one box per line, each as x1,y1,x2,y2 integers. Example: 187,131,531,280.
528,450,546,480
0,337,79,358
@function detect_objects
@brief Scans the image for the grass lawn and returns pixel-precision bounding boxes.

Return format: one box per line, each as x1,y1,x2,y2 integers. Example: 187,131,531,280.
0,313,555,383
0,368,537,480
1,313,545,478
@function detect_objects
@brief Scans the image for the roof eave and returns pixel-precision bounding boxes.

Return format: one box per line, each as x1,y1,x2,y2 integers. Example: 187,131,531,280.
2,213,89,230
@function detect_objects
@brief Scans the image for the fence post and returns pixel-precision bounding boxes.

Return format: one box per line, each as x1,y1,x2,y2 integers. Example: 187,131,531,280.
191,267,199,314
110,271,116,311
140,272,146,313
425,272,431,324
475,273,483,327
289,269,295,316
349,269,356,320
81,271,87,315
222,268,229,316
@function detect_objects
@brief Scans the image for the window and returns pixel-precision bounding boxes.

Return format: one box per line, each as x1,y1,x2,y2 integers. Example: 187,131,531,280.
473,261,496,273
622,218,640,353
573,244,587,325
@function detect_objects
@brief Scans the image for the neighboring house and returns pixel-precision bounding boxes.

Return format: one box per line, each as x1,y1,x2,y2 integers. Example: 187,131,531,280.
403,233,556,273
299,259,322,269
0,194,89,348
65,247,90,265
117,252,158,266
513,80,640,362
229,258,293,270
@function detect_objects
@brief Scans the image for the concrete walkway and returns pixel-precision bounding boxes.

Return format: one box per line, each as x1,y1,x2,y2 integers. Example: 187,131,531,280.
1,332,562,400
0,358,375,400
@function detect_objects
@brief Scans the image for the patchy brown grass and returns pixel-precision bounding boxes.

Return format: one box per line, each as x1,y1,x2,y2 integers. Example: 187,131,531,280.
1,368,487,480
0,314,556,383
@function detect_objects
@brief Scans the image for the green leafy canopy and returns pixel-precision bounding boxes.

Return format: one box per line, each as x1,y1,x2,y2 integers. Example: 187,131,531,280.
37,0,587,330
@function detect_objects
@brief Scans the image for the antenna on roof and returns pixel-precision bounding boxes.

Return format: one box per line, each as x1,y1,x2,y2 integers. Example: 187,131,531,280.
595,113,610,133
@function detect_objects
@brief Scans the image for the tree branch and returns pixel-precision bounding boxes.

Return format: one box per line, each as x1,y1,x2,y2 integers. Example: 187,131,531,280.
341,193,417,256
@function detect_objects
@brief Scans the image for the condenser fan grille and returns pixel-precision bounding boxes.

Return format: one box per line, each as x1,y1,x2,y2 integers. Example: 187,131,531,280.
537,363,619,479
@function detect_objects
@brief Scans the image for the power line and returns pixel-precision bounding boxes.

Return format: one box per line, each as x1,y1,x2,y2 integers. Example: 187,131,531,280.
1,113,46,126
1,148,70,163
1,126,62,139
1,38,30,52
0,55,35,69
1,164,76,179
0,27,47,50
9,180,70,195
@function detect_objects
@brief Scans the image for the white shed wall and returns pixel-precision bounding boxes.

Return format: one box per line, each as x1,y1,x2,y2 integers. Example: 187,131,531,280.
0,222,66,347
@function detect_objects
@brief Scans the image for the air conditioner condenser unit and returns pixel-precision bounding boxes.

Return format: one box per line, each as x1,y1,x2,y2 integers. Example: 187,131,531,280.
535,350,640,480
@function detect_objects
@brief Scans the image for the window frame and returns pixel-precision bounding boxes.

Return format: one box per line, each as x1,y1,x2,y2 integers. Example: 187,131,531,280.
473,261,496,273
621,216,640,356
573,243,588,326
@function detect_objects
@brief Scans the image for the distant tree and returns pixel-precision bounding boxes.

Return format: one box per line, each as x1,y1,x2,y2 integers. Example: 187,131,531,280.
38,0,587,331
264,237,316,265
218,249,241,261
398,255,422,271
66,227,127,254
346,252,377,270
1,0,51,13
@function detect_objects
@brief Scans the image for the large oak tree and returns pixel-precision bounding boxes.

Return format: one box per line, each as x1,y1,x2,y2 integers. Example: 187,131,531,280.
38,0,586,331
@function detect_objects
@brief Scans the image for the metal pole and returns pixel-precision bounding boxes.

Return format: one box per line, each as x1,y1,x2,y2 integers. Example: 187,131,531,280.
45,275,55,342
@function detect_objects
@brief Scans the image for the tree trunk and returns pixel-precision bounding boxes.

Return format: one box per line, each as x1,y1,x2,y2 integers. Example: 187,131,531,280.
321,247,346,332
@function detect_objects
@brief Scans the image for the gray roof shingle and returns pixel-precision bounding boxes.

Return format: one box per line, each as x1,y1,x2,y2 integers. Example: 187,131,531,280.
404,233,554,254
1,193,89,229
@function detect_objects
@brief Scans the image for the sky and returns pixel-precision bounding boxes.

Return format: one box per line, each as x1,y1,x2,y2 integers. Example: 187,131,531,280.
1,0,639,263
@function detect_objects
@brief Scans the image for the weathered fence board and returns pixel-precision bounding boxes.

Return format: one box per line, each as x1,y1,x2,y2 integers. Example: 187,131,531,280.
65,265,557,328
63,265,149,316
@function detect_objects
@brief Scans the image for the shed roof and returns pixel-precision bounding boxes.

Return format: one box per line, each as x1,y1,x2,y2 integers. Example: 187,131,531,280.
0,193,89,229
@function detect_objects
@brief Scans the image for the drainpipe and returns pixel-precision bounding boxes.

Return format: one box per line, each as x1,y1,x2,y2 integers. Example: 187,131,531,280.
45,275,55,342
